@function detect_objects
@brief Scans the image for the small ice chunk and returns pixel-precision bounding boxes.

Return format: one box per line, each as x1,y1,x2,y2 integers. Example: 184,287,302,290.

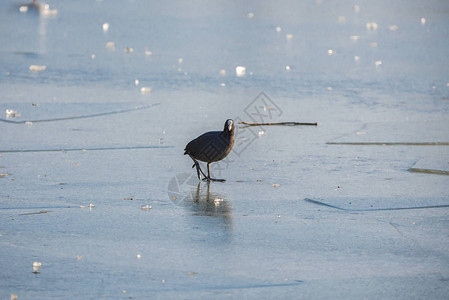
285,65,291,70
25,121,33,126
258,130,265,136
106,41,115,49
286,33,293,40
247,12,254,18
366,22,378,30
135,79,139,86
236,66,246,77
214,198,224,206
375,60,382,67
88,203,95,208
338,16,346,23
6,109,20,117
219,69,226,76
220,83,226,87
19,5,28,13
389,25,398,31
140,204,152,210
33,261,42,273
140,87,152,94
272,184,280,188
91,54,96,59
77,255,82,260
354,56,360,61
328,49,335,55
421,17,426,25
102,22,110,32
353,5,360,13
326,86,333,91
124,47,134,53
144,48,152,56
370,42,378,47
178,58,183,64
276,26,282,32
350,35,360,40
29,65,46,72
137,254,142,259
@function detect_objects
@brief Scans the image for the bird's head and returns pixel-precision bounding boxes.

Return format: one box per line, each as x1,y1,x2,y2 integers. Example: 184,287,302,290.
224,119,234,133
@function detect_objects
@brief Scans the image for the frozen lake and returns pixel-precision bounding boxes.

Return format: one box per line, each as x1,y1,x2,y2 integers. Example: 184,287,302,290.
1,0,449,299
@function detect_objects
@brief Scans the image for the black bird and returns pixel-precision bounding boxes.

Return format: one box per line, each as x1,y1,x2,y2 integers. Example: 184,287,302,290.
184,119,235,182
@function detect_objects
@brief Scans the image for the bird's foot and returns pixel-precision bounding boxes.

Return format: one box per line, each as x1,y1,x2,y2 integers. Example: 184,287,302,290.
202,177,226,182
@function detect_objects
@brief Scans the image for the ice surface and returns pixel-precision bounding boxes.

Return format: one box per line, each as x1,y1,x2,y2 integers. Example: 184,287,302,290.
305,197,449,211
328,121,449,144
1,0,449,299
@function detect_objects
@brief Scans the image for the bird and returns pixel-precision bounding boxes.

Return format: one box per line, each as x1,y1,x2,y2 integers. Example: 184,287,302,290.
184,119,235,182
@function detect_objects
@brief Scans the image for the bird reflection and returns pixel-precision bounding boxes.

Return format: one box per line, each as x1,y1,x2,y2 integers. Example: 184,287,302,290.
192,183,232,220
15,1,58,55
16,1,58,16
184,182,233,243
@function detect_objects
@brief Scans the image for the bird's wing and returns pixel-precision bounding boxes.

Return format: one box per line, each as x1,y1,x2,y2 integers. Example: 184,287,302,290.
184,131,219,156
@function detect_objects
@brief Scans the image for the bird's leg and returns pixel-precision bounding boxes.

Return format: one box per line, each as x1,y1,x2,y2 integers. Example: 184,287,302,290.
189,155,207,180
202,162,211,182
197,163,208,179
190,158,201,180
205,162,226,182
194,162,201,180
